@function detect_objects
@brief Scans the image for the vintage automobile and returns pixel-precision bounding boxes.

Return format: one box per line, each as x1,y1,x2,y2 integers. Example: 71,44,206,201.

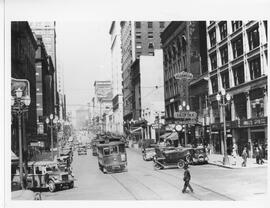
189,146,209,164
78,145,87,155
12,161,74,192
96,141,127,173
153,146,193,169
142,147,156,161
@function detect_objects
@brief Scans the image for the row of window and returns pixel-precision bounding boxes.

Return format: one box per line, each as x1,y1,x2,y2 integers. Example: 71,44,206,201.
135,31,156,39
209,22,260,51
210,56,262,94
135,21,165,29
209,27,260,70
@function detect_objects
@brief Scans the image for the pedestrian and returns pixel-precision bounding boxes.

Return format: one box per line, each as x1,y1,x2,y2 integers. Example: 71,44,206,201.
182,163,193,193
255,147,260,164
259,145,264,165
231,146,237,166
241,147,248,167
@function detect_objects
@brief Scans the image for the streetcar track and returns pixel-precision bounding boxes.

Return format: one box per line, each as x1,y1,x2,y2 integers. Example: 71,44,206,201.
149,166,235,201
110,174,139,200
128,149,235,201
110,172,163,200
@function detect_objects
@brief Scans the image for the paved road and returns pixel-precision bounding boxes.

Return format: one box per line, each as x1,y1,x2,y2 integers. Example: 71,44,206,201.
42,147,267,200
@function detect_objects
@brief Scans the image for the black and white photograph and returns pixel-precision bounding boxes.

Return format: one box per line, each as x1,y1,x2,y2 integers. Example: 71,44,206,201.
1,0,269,208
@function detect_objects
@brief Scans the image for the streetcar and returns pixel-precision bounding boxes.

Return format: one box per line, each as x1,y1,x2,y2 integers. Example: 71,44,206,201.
96,140,127,173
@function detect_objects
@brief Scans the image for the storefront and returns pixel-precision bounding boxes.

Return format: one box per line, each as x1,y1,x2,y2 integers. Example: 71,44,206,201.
210,121,238,155
235,117,267,159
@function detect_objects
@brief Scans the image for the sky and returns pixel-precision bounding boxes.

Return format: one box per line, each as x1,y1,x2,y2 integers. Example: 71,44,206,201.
56,21,112,113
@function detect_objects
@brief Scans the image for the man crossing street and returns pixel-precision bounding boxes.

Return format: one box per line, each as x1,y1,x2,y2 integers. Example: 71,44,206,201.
182,163,193,193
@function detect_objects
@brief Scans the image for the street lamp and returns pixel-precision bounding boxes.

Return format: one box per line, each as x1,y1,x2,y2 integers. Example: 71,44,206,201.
45,114,58,160
216,87,231,165
11,88,31,190
178,101,190,146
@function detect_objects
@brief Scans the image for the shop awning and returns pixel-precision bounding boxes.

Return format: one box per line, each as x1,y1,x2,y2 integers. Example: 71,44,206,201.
159,133,171,139
165,132,179,141
11,151,18,161
130,127,142,133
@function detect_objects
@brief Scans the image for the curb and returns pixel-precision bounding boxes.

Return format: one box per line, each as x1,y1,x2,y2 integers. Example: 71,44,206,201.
208,161,268,169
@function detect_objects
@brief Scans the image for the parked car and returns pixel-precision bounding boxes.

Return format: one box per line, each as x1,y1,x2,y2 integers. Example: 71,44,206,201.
142,147,156,161
153,146,193,170
189,146,208,164
78,145,87,155
12,161,74,193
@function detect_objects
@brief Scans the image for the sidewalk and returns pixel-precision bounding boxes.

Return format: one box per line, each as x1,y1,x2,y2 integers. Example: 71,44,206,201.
207,154,268,169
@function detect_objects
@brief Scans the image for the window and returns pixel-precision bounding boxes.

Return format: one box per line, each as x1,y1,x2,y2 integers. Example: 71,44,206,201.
248,27,260,50
249,57,261,80
211,75,218,93
232,21,242,32
234,93,247,120
148,42,154,49
232,36,243,58
160,22,165,28
220,45,228,65
148,32,153,39
221,70,229,89
250,88,265,118
264,20,267,38
110,146,118,154
136,42,142,49
233,64,245,86
135,22,141,29
135,32,141,39
211,101,220,123
209,29,216,47
219,21,227,40
148,22,153,28
104,148,110,156
148,52,154,56
210,52,217,70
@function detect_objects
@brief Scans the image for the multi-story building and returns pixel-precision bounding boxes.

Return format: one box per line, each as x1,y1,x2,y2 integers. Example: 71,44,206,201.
11,21,38,156
30,22,61,118
109,21,124,135
131,49,165,141
91,81,113,133
161,21,208,146
75,107,89,130
207,21,268,158
120,21,169,122
35,35,56,148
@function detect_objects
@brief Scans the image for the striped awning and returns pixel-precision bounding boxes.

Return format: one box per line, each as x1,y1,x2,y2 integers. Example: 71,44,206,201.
165,132,178,141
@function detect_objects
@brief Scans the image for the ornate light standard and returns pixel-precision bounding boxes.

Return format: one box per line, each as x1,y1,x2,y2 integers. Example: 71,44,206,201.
216,87,231,165
11,88,31,190
45,114,58,160
178,101,190,146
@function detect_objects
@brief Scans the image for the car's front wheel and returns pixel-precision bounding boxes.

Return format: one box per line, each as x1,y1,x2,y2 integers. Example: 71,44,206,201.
177,159,185,169
69,181,74,189
48,180,56,192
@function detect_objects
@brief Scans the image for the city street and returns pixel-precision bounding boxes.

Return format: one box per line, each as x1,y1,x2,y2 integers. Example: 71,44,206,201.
41,147,267,200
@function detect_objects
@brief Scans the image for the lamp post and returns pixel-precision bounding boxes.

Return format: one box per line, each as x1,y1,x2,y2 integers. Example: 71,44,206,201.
11,88,31,190
46,114,58,160
216,87,231,165
178,101,190,147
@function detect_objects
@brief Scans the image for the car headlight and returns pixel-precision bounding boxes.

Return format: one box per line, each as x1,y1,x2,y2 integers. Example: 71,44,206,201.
193,158,198,162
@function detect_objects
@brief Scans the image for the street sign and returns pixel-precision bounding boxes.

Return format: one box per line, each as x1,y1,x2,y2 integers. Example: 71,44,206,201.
174,111,197,119
174,71,193,80
152,124,160,129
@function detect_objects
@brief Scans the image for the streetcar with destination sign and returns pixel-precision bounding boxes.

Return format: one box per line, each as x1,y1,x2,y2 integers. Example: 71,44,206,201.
96,139,127,174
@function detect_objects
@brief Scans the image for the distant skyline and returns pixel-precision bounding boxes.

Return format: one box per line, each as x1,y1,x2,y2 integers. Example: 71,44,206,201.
56,21,112,112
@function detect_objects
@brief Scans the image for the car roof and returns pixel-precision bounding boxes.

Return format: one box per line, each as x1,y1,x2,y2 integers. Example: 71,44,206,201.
96,141,124,147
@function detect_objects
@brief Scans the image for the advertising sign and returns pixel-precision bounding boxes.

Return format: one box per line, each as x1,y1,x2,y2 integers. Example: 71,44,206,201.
174,71,193,80
11,78,30,98
174,111,197,119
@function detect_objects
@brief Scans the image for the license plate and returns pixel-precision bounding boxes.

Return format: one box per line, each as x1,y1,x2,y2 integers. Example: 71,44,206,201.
112,165,120,169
